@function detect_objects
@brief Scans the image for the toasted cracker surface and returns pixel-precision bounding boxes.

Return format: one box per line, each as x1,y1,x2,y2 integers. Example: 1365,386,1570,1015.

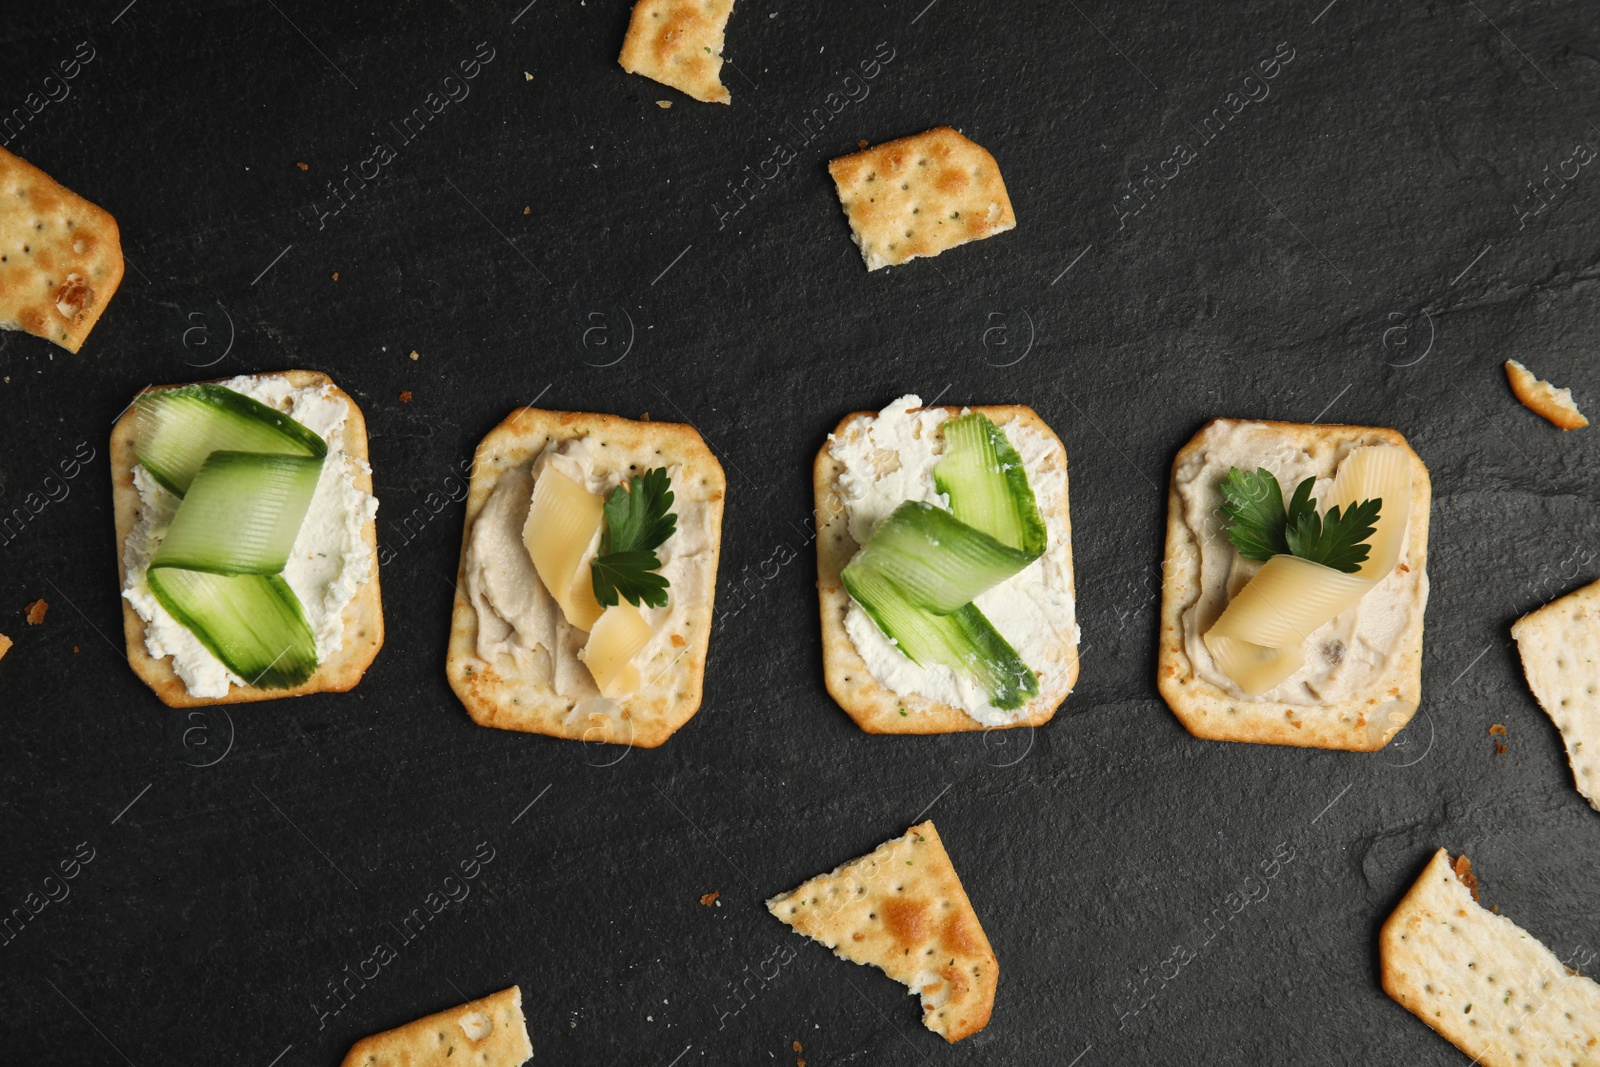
828,127,1015,271
1506,359,1588,430
1380,849,1600,1066
0,146,123,353
1512,578,1600,812
815,404,1076,735
112,370,384,707
446,407,725,749
339,986,531,1067
618,0,734,104
768,821,996,1042
1156,419,1431,751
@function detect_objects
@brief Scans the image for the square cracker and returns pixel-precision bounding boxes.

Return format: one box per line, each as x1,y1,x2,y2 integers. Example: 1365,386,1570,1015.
339,985,532,1067
447,407,725,749
1511,577,1600,811
828,127,1016,272
767,820,998,1043
0,146,123,353
112,370,385,707
618,0,735,104
815,404,1077,735
1380,849,1600,1066
1157,419,1432,751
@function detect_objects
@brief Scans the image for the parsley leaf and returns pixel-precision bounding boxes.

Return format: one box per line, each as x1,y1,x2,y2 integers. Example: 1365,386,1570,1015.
590,468,677,608
1284,497,1382,573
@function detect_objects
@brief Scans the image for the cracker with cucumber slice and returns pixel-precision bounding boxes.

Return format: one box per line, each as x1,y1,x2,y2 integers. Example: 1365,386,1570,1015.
111,370,384,707
815,404,1078,735
446,407,725,748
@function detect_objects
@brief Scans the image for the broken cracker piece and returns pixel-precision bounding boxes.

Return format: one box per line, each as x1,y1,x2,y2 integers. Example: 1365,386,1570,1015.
619,0,735,104
1511,577,1600,811
338,986,531,1067
0,146,124,353
1380,849,1600,1066
767,820,997,1042
828,127,1015,272
0,632,10,661
1506,359,1588,430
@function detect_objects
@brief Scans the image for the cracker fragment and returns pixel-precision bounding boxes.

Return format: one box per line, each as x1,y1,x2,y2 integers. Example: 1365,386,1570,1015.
1380,849,1600,1065
1511,577,1600,811
112,371,385,708
339,986,531,1067
828,128,1015,271
767,821,997,1043
0,632,10,661
1506,359,1588,430
0,147,123,353
618,0,734,104
446,407,725,749
25,599,47,625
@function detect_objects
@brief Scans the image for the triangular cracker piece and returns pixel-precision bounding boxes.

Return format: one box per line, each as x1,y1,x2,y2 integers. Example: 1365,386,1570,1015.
1512,578,1600,811
0,146,123,353
0,632,10,661
339,986,531,1067
618,0,735,104
1380,849,1600,1065
1506,359,1588,430
828,127,1015,272
766,821,997,1042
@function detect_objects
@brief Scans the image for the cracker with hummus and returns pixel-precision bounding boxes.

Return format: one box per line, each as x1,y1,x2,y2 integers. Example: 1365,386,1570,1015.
0,146,124,353
767,820,998,1043
1157,419,1431,750
1380,848,1600,1066
447,407,725,749
816,397,1077,735
1505,359,1588,430
339,985,532,1067
112,370,383,707
1511,577,1600,811
618,0,735,104
828,128,1016,272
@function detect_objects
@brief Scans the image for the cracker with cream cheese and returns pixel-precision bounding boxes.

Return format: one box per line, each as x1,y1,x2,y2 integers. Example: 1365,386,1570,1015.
618,0,735,104
1506,359,1588,430
0,146,123,353
815,403,1076,735
828,128,1015,272
767,820,997,1043
447,407,725,748
1511,577,1600,811
111,370,384,707
1157,419,1431,750
339,985,532,1067
1380,849,1600,1066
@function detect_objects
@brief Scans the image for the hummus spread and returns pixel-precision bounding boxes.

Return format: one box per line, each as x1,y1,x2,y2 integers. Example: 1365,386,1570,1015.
463,437,714,700
122,374,379,698
831,395,1078,727
1176,420,1428,704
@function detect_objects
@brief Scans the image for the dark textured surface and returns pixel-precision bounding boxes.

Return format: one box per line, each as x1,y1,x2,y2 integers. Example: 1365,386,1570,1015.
2,1,1599,1064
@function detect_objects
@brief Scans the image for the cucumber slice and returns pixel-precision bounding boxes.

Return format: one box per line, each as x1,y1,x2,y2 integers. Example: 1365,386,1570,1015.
145,569,317,689
843,560,1037,710
847,501,1038,615
136,384,328,497
934,413,1047,555
152,451,324,575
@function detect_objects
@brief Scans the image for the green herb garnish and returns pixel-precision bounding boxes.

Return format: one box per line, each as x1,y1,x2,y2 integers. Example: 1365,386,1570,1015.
1218,466,1380,574
590,467,677,608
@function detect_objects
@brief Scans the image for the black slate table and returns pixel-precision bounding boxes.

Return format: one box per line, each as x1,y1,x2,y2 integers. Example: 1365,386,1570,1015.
2,1,1598,1064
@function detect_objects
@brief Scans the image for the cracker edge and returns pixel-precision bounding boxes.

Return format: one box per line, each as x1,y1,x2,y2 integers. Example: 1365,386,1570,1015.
814,404,1077,735
1155,418,1432,751
445,407,726,749
111,370,385,707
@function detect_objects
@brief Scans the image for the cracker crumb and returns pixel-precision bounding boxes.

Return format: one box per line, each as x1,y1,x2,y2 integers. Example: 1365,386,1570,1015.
792,1041,802,1052
409,350,420,360
857,139,868,148
1452,855,1480,901
699,891,719,906
639,411,651,421
523,206,531,215
296,161,309,171
1488,723,1507,736
331,272,339,281
524,71,533,81
25,599,48,625
399,391,413,403
656,100,673,109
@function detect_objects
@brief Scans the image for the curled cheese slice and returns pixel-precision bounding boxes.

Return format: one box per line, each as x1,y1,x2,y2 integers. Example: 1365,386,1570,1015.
1327,444,1412,580
1203,634,1306,697
1207,554,1371,649
580,602,654,698
524,463,606,632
